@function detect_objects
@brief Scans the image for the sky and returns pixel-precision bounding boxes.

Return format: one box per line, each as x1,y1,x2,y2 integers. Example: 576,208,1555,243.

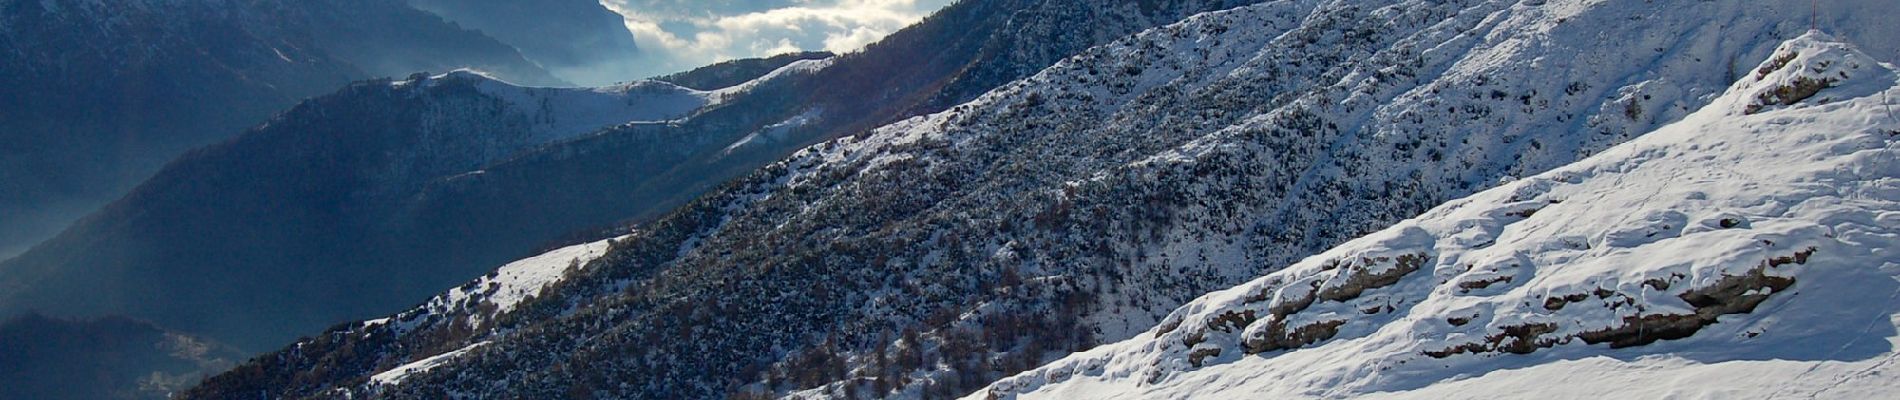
599,0,955,79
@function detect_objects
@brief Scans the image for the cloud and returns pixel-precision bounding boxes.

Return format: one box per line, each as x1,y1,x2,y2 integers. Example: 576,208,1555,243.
599,0,952,79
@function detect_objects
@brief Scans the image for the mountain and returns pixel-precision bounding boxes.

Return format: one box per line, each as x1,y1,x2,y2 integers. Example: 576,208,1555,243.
255,0,567,87
0,0,1263,356
405,0,644,86
655,51,837,90
0,0,560,260
0,313,246,400
375,0,1269,320
185,0,1900,399
976,31,1900,399
0,69,725,351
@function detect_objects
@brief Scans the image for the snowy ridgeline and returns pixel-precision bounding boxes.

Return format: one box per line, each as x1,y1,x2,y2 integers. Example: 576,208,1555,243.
978,32,1900,399
365,234,629,335
396,57,834,147
354,233,632,388
344,59,833,191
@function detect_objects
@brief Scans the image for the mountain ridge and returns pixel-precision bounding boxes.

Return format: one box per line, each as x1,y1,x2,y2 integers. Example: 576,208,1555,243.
0,67,735,351
405,0,644,86
0,0,562,260
5,0,1264,365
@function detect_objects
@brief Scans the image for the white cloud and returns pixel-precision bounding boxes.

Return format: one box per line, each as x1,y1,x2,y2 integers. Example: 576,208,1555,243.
599,0,952,80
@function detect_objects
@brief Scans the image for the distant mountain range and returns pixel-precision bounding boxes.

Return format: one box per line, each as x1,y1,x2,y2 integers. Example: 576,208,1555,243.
406,0,645,86
0,0,565,261
0,69,737,350
3,1,1264,399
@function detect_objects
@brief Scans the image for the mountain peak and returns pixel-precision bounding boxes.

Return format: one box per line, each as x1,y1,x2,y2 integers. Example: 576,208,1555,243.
435,68,508,84
1733,30,1895,115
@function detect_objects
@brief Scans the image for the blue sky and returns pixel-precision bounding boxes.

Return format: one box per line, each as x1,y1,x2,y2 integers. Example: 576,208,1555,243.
599,0,955,78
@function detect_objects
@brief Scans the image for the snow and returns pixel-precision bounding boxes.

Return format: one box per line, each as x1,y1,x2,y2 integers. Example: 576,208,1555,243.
1355,345,1900,400
368,341,489,387
430,235,627,322
409,70,709,142
725,108,824,154
710,58,837,101
348,236,631,388
359,235,628,334
388,56,834,148
976,31,1900,399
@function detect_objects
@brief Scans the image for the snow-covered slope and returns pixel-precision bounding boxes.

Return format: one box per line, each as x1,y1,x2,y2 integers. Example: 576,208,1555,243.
366,235,627,334
652,51,836,91
419,55,837,140
355,235,626,387
977,31,1900,399
710,58,838,103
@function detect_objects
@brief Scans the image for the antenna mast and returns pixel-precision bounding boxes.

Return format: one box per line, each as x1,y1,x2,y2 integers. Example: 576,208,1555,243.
1811,0,1819,31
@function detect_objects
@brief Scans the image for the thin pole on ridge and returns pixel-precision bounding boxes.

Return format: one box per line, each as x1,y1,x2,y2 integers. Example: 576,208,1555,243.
1811,0,1819,30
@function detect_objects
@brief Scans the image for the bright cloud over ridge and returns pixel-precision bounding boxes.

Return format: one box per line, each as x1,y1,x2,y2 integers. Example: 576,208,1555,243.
600,0,953,80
